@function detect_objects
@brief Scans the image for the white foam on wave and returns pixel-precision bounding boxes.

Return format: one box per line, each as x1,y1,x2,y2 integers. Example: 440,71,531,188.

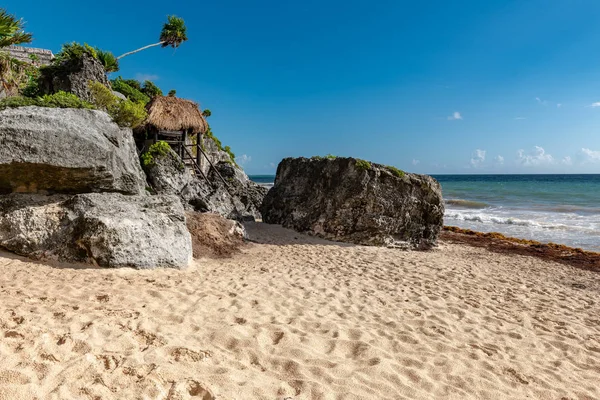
444,206,600,251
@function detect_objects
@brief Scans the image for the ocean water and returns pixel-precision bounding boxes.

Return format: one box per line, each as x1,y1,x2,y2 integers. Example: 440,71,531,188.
250,174,600,251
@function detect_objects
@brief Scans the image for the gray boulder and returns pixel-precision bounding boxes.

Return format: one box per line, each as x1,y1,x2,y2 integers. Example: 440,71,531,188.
0,107,146,195
0,193,192,269
143,147,267,221
38,53,109,103
261,157,444,249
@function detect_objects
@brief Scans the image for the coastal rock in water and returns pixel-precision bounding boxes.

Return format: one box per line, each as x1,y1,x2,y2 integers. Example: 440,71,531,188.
143,147,267,220
38,53,109,103
0,193,192,269
261,157,444,249
0,107,146,195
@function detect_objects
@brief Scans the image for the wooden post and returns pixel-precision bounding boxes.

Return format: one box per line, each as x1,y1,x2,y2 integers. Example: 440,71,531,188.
196,133,201,166
181,130,187,160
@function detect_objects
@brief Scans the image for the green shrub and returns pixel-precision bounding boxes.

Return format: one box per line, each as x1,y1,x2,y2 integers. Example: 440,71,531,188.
88,81,116,110
40,91,94,109
142,80,162,97
387,166,405,178
326,154,337,159
167,89,176,97
112,99,146,128
223,145,235,162
111,77,150,104
355,159,371,170
141,141,172,167
311,155,324,160
0,91,94,110
0,95,39,110
89,81,147,128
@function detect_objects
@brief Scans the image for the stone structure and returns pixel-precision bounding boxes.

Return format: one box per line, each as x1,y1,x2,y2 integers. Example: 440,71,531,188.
7,46,54,66
38,54,109,103
261,157,444,249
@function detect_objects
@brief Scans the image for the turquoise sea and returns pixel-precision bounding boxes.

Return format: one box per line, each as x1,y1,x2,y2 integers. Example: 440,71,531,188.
250,174,600,252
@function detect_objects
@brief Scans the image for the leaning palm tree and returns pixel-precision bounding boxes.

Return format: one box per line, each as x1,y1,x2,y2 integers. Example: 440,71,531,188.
117,15,187,60
0,8,33,48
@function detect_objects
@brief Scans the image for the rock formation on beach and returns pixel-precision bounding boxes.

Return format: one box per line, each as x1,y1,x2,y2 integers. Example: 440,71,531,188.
0,106,146,195
262,157,444,249
143,138,267,221
0,106,192,268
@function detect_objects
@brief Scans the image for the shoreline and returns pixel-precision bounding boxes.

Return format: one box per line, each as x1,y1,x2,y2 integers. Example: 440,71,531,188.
441,225,600,272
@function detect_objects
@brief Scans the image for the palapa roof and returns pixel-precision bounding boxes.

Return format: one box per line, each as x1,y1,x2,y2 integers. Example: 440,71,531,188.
139,96,208,134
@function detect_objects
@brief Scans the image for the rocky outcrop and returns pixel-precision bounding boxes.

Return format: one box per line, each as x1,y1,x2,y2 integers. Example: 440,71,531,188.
38,54,109,103
143,146,267,221
0,193,191,269
261,157,444,249
0,107,146,195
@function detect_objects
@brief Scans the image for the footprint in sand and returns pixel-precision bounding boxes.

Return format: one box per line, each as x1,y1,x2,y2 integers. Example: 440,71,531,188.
166,380,215,400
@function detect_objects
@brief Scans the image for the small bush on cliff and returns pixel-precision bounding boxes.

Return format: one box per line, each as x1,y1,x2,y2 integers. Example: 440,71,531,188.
141,140,171,167
111,76,150,105
0,95,38,110
40,91,94,109
89,81,147,127
0,91,93,110
355,159,371,170
142,80,162,97
50,42,118,73
387,166,405,178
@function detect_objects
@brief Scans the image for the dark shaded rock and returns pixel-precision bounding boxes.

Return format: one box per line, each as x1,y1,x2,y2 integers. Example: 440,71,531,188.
0,193,191,269
261,157,444,249
38,54,109,103
0,107,146,195
143,148,267,221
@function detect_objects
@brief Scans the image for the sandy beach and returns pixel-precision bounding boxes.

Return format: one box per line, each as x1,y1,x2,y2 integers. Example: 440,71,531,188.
0,222,599,400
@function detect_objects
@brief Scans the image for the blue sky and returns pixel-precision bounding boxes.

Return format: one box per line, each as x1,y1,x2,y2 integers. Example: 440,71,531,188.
5,0,600,174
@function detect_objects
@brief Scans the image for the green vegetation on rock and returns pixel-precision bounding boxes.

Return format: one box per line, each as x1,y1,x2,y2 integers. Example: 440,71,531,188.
386,166,405,178
89,81,147,128
141,140,171,167
111,77,150,104
50,42,119,73
355,159,371,170
0,91,94,110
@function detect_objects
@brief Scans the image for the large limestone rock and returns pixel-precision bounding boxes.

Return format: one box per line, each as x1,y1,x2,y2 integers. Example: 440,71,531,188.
0,107,146,195
261,157,444,249
38,54,109,103
0,193,192,269
143,147,267,221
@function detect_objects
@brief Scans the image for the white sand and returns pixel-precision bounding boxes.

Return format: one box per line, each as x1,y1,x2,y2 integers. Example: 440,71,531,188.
0,222,599,400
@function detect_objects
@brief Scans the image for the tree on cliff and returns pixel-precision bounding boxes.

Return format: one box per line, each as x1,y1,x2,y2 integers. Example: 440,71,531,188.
116,15,187,60
0,8,32,48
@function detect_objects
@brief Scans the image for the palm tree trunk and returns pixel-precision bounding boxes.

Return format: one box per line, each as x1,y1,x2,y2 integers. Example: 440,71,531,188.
116,41,165,60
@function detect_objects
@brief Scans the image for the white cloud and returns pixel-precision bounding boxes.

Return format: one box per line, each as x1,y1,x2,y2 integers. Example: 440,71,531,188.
448,111,463,121
237,154,251,166
470,149,486,167
495,155,504,164
517,146,554,166
515,117,526,120
412,159,420,165
269,162,276,168
588,102,600,108
535,97,547,105
562,156,572,165
557,103,562,108
135,73,160,82
581,148,600,162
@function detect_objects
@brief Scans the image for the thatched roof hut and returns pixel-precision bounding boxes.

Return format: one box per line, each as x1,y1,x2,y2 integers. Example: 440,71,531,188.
137,96,208,135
